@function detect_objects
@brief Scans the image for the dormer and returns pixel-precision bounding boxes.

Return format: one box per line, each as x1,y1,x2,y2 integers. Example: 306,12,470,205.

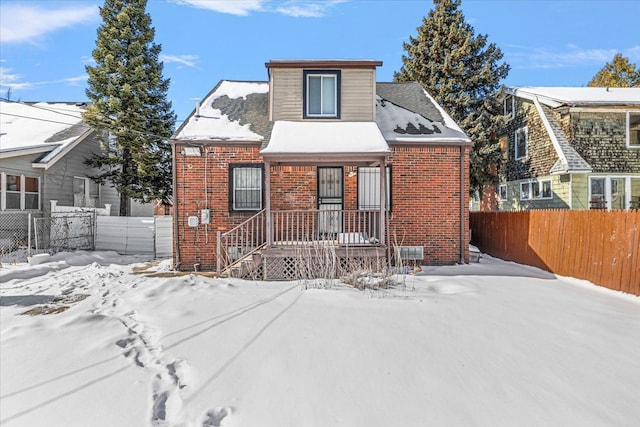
265,59,382,122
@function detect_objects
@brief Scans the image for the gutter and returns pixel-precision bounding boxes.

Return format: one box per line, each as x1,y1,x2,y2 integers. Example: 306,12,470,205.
171,141,181,270
460,145,466,264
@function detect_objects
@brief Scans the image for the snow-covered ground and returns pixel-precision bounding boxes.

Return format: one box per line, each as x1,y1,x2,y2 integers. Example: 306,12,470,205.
1,251,639,427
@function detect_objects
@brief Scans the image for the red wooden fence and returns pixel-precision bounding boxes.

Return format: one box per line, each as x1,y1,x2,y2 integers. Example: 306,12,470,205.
470,210,639,296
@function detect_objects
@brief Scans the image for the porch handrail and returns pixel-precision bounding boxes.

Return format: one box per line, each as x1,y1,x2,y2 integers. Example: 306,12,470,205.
217,209,267,274
269,209,386,247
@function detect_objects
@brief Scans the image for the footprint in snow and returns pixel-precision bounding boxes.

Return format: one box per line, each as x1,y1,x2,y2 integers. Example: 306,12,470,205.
202,407,232,426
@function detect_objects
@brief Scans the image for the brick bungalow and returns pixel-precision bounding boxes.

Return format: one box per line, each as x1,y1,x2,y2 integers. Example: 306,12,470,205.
170,59,472,278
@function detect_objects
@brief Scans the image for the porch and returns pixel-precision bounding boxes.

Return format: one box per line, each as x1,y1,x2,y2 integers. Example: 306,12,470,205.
217,208,389,280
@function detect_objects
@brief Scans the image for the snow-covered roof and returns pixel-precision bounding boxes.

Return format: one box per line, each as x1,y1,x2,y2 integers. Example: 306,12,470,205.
376,96,470,143
506,86,640,108
174,81,269,141
0,101,88,157
174,80,471,149
261,121,389,156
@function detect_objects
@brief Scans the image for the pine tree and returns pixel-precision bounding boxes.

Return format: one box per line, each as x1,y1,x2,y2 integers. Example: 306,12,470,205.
588,54,640,87
83,0,175,216
394,0,509,193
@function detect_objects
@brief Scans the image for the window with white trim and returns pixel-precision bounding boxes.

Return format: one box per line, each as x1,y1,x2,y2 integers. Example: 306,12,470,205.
74,177,100,207
498,184,507,201
504,95,514,120
1,173,40,210
520,179,551,201
303,70,340,118
357,166,391,211
590,176,637,210
229,164,263,212
515,126,528,159
627,112,640,148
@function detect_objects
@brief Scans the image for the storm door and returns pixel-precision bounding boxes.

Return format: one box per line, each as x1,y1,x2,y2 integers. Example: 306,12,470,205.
317,167,343,236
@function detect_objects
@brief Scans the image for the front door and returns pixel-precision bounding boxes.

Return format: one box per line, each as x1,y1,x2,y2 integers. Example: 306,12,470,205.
317,167,343,236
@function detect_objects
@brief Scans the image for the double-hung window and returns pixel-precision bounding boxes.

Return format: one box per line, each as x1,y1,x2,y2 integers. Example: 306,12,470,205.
357,166,391,211
504,95,514,121
515,126,528,159
498,184,507,201
74,177,100,207
230,164,263,212
1,173,40,210
303,70,340,118
627,112,640,148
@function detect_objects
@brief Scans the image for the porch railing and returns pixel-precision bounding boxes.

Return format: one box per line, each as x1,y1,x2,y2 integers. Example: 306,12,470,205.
217,209,267,274
269,209,385,247
216,208,387,275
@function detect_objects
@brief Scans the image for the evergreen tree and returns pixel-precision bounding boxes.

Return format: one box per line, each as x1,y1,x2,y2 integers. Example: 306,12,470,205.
83,0,175,216
394,0,509,193
588,53,640,87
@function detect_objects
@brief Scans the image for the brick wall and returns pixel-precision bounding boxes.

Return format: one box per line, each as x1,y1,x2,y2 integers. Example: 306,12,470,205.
173,142,469,271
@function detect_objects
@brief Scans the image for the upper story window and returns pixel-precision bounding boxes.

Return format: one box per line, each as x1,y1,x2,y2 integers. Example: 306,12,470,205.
303,70,340,119
627,112,640,148
1,173,40,210
515,126,528,160
504,95,514,121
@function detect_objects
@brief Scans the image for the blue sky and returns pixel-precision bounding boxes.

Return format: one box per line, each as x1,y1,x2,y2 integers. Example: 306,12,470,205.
1,0,639,125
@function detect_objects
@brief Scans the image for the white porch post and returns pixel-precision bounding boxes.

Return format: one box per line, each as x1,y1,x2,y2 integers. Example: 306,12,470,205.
265,160,272,247
379,158,387,246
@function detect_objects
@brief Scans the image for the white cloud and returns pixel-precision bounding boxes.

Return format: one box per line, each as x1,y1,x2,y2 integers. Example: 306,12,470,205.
0,68,87,92
506,44,640,70
0,4,98,44
161,54,200,69
171,0,265,16
275,1,346,18
173,0,347,17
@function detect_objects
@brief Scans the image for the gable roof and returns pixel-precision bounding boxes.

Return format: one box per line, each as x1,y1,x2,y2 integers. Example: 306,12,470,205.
0,101,91,162
173,80,470,146
174,80,270,142
534,102,592,174
506,86,640,108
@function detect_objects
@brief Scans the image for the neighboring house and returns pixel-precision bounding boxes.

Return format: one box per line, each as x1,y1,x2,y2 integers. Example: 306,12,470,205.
0,101,122,215
0,101,156,251
485,87,640,211
171,59,472,277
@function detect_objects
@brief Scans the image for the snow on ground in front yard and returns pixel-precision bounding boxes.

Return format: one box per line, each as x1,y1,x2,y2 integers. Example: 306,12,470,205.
1,251,639,427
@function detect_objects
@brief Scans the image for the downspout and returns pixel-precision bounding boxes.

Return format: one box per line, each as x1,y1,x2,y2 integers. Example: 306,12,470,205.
172,142,181,270
460,145,466,264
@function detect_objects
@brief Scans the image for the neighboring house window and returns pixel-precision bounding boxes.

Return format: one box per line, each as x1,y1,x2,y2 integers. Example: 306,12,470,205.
504,95,514,120
230,164,263,212
590,176,634,210
498,184,507,201
520,179,551,201
628,112,640,148
74,177,100,207
357,166,391,211
303,70,340,118
515,127,528,159
1,173,40,210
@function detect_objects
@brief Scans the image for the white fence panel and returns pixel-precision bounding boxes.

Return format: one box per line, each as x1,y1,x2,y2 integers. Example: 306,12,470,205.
96,216,156,256
154,216,173,258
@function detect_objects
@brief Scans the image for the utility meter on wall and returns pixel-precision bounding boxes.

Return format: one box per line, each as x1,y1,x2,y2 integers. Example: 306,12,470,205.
201,209,211,224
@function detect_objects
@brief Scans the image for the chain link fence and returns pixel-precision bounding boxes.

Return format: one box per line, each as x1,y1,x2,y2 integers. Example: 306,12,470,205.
0,211,42,264
0,211,97,264
34,212,96,254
